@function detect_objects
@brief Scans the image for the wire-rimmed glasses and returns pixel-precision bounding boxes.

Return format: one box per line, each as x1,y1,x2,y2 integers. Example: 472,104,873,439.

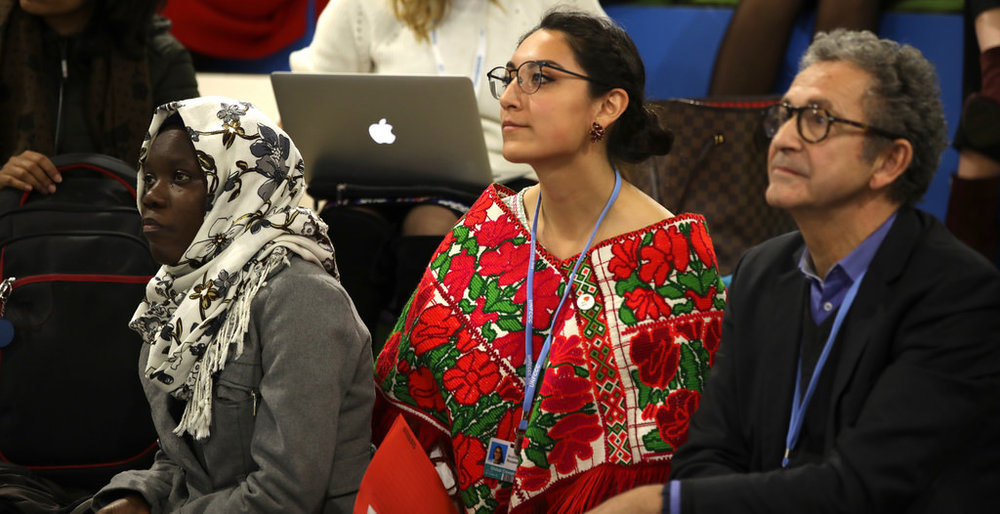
486,60,606,100
763,103,906,144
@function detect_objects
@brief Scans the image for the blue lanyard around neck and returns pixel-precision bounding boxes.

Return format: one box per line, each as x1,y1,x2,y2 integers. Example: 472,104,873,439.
518,170,622,432
782,269,867,467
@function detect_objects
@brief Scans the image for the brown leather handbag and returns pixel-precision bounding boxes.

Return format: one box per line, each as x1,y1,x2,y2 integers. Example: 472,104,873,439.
623,98,796,276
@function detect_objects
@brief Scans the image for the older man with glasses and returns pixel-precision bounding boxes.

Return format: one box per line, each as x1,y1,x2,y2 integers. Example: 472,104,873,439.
589,29,1000,514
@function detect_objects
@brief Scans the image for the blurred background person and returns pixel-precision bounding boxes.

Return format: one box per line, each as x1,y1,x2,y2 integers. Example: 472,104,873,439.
947,0,1000,265
0,0,199,193
709,0,885,96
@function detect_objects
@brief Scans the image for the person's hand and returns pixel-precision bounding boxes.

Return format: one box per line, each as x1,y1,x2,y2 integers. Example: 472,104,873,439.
586,484,664,514
0,150,62,193
95,494,152,514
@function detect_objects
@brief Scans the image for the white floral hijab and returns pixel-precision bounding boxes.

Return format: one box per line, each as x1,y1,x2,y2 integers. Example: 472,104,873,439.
129,96,337,439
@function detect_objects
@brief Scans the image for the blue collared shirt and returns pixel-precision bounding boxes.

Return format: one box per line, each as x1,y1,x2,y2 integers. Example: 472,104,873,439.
798,212,897,324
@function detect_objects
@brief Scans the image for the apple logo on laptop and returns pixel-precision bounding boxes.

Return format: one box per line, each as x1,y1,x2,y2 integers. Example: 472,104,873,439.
368,118,396,144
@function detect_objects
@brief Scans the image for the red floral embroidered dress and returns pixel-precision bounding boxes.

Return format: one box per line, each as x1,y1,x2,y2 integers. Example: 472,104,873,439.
374,185,726,513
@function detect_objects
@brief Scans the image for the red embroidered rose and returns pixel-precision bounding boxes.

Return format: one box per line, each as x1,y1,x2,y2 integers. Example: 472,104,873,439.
442,350,501,405
517,464,551,492
540,363,593,413
469,295,500,328
548,334,587,367
704,317,722,365
685,285,719,312
403,282,436,331
480,240,531,285
462,203,487,228
623,286,672,321
411,304,461,355
408,366,445,413
477,218,523,249
629,325,680,389
496,375,523,403
654,389,701,450
608,236,641,280
548,412,604,474
454,325,477,353
453,433,486,489
442,251,477,296
514,265,562,329
688,222,717,269
492,330,526,368
495,407,520,440
639,226,690,285
374,332,400,381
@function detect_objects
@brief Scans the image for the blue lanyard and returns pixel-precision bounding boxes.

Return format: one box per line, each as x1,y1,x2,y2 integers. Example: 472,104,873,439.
518,170,622,432
782,269,867,467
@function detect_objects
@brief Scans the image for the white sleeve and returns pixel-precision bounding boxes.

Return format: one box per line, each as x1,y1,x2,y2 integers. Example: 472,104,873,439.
289,0,371,73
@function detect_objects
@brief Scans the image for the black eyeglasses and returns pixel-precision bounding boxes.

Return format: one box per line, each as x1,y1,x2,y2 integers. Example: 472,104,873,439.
486,60,606,100
763,103,906,144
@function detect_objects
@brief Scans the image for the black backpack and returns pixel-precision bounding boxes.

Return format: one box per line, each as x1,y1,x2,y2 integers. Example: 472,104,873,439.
0,154,158,494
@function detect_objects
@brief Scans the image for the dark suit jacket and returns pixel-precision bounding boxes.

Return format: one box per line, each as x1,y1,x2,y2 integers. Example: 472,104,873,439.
671,207,1000,513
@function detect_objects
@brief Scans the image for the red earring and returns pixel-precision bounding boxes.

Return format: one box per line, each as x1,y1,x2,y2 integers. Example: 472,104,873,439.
589,122,605,143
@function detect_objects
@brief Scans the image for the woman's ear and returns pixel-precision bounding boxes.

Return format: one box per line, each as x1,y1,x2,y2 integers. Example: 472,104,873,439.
595,88,629,128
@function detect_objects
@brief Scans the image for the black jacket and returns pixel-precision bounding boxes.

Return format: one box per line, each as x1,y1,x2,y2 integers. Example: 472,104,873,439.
671,207,1000,513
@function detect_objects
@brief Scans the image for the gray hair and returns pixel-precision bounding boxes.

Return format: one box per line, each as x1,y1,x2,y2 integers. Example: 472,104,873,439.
800,29,947,207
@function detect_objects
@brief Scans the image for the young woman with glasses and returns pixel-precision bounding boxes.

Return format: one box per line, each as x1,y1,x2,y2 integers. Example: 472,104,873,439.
372,10,727,513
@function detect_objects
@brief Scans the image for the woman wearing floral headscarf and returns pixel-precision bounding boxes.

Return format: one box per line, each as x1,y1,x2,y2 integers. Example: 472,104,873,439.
90,96,373,513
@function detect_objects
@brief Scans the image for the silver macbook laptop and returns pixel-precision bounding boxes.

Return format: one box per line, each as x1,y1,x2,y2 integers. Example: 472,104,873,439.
270,72,493,199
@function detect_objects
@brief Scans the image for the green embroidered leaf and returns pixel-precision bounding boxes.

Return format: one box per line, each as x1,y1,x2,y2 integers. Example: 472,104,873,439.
524,446,550,468
457,394,507,435
392,378,415,407
700,266,719,292
431,250,448,270
427,342,460,371
642,428,672,453
462,238,479,255
459,298,475,315
642,231,653,245
536,411,557,430
482,323,497,341
677,272,705,295
678,342,707,391
673,300,695,315
615,273,644,296
453,225,470,244
460,486,475,509
485,280,501,305
496,316,524,333
490,299,519,315
469,274,485,299
632,369,667,408
655,283,685,300
526,424,555,447
714,296,727,310
619,305,638,325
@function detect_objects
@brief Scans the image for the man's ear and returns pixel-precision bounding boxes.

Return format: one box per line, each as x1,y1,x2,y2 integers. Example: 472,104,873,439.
594,88,629,128
870,138,913,192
